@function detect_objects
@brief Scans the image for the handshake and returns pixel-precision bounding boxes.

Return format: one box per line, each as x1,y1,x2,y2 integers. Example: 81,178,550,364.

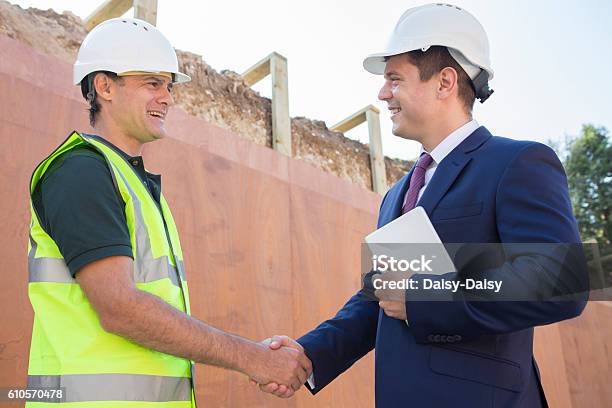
247,335,312,398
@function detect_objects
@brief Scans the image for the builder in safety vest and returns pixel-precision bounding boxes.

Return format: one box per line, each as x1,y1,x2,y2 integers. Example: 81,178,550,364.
26,18,311,406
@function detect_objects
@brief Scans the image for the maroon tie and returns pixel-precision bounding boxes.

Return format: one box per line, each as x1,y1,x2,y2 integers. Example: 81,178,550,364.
402,152,433,214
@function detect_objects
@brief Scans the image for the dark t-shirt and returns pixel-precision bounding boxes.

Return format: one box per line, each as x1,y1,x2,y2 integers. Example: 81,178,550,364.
32,135,163,277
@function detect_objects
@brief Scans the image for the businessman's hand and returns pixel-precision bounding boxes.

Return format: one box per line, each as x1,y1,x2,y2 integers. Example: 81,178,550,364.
378,299,407,320
245,339,311,394
250,335,311,398
375,270,409,320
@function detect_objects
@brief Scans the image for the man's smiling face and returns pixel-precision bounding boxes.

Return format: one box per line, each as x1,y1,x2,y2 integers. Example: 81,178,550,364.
378,54,438,142
110,74,175,144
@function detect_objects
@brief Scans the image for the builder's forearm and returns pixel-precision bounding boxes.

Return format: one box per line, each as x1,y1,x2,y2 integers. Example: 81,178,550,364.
101,288,258,374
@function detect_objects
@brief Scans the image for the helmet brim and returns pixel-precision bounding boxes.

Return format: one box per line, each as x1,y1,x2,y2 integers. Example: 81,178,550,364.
363,48,494,81
173,71,191,84
362,53,389,75
362,46,420,75
74,65,192,85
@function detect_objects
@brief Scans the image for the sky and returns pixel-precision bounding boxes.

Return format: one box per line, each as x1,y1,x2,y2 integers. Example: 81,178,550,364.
9,0,612,161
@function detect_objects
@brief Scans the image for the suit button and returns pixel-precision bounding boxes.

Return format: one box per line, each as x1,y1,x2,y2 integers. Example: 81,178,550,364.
433,334,441,343
439,335,447,343
427,334,435,342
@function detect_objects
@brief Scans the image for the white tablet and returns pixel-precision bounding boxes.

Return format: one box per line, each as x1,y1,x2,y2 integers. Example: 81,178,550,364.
364,206,455,275
366,206,441,244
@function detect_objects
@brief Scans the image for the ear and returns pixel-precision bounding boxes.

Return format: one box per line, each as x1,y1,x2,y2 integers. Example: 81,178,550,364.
437,67,458,100
93,73,114,102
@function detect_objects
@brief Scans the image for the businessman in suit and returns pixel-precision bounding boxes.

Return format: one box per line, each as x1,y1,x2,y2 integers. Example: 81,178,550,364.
256,4,587,407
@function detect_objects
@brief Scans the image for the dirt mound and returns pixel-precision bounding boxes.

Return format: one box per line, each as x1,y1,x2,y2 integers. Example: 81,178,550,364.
0,0,411,189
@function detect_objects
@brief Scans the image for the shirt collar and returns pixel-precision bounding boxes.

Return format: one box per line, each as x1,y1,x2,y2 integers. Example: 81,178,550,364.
86,134,141,162
421,119,479,165
85,134,153,181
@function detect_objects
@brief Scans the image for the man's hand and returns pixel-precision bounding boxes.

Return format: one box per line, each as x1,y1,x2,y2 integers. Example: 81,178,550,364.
378,299,407,320
374,269,409,321
250,335,310,398
247,344,311,392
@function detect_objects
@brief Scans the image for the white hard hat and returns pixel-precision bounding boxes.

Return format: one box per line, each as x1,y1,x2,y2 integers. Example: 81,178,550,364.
73,17,190,86
363,3,494,102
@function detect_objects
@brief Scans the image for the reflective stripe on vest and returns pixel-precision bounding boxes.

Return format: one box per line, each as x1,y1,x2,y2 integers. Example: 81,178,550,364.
28,374,191,402
27,132,194,406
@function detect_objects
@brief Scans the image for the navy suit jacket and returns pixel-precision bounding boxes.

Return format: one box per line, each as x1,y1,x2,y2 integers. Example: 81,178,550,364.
298,127,587,408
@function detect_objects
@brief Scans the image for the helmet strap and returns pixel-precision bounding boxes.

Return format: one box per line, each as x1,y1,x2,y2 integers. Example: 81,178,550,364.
471,69,494,103
85,74,99,127
86,74,97,106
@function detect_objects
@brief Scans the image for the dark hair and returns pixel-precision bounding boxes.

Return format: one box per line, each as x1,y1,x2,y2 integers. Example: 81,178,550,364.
403,46,476,113
80,71,122,127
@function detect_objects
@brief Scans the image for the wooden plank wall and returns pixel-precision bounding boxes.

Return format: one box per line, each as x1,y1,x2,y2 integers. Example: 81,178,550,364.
0,35,610,407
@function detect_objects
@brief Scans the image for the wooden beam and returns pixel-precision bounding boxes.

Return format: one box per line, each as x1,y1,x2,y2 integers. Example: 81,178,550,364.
331,105,387,194
330,104,380,134
241,53,292,156
133,0,158,25
366,109,387,194
84,0,133,31
270,53,291,156
241,54,272,87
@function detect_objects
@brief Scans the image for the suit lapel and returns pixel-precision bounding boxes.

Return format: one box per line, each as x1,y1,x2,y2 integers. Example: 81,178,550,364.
417,155,471,216
417,126,493,217
378,167,414,228
379,127,492,226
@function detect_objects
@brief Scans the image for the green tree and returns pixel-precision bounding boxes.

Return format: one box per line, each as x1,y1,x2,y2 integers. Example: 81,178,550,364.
563,124,611,244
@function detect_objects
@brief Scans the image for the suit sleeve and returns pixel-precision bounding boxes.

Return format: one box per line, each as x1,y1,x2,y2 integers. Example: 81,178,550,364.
297,293,379,394
404,143,588,343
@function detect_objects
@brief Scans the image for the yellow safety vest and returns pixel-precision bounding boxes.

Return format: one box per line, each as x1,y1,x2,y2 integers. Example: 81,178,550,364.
26,131,195,407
